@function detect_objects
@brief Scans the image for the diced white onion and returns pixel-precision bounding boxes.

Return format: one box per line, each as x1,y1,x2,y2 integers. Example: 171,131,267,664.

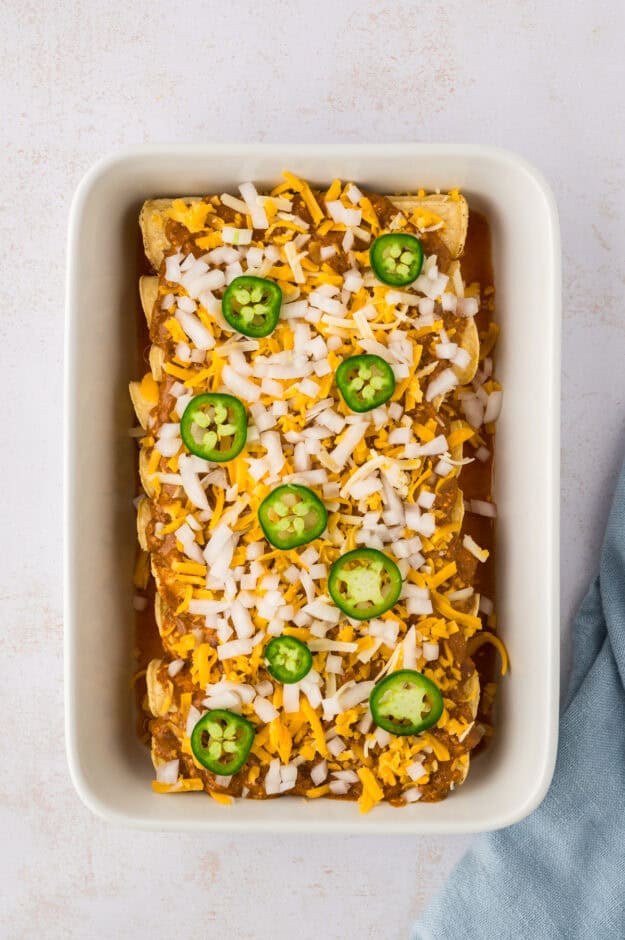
217,638,253,660
452,347,471,370
157,472,183,486
435,459,453,476
222,227,253,246
316,409,346,434
308,291,346,316
225,261,244,284
175,308,215,350
230,599,254,639
470,499,497,518
426,368,458,403
343,270,363,293
203,523,234,570
178,454,210,510
189,598,228,617
404,788,422,803
283,682,300,713
265,758,282,795
330,422,367,469
279,764,298,793
222,364,260,402
387,427,412,445
254,697,279,722
293,442,311,473
186,705,202,738
441,292,457,312
325,654,343,674
407,761,426,782
435,342,458,360
458,296,479,317
156,759,179,785
463,534,489,562
284,241,306,284
303,600,340,624
282,299,309,320
462,394,484,428
483,389,503,424
250,403,276,433
326,736,346,757
448,587,474,602
239,182,269,229
406,596,433,616
326,200,361,226
414,512,435,537
299,378,320,398
165,254,182,283
311,761,328,785
336,680,375,710
261,430,285,475
220,192,248,213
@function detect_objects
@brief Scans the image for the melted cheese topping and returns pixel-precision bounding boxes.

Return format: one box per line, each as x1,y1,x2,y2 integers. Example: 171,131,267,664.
135,173,503,812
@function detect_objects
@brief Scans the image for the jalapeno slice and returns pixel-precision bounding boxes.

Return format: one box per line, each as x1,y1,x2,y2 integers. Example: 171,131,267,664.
335,354,396,413
264,636,313,684
369,669,444,736
190,709,255,775
258,484,328,550
328,548,402,620
221,275,282,337
370,233,423,287
180,393,247,463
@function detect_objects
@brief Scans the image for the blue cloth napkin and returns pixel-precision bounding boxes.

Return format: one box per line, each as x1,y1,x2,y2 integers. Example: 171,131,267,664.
412,459,625,940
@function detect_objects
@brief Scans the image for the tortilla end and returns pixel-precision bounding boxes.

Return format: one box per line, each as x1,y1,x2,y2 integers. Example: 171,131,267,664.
146,658,173,717
455,753,471,785
453,318,480,385
139,275,159,326
129,380,154,429
142,192,469,268
464,671,481,721
140,200,173,270
136,497,151,552
139,447,157,498
140,198,203,270
451,491,465,527
389,193,469,259
149,344,164,382
150,736,163,770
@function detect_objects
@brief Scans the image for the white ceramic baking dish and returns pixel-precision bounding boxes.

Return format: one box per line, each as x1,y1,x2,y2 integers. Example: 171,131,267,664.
65,144,560,833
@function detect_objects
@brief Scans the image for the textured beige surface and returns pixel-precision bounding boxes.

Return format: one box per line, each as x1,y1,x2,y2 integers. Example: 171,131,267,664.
2,0,625,936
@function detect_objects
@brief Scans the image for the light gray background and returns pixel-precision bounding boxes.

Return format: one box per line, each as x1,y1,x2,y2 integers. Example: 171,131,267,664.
2,1,624,937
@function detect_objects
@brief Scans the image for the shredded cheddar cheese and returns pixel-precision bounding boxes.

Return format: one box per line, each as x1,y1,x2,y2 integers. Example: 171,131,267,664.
134,172,504,814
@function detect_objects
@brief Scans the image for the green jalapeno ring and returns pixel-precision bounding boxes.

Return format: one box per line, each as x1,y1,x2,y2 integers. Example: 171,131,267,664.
335,354,396,413
370,233,423,287
328,548,403,620
264,636,313,684
258,484,328,550
181,393,247,462
190,709,256,775
222,275,282,338
369,669,444,736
